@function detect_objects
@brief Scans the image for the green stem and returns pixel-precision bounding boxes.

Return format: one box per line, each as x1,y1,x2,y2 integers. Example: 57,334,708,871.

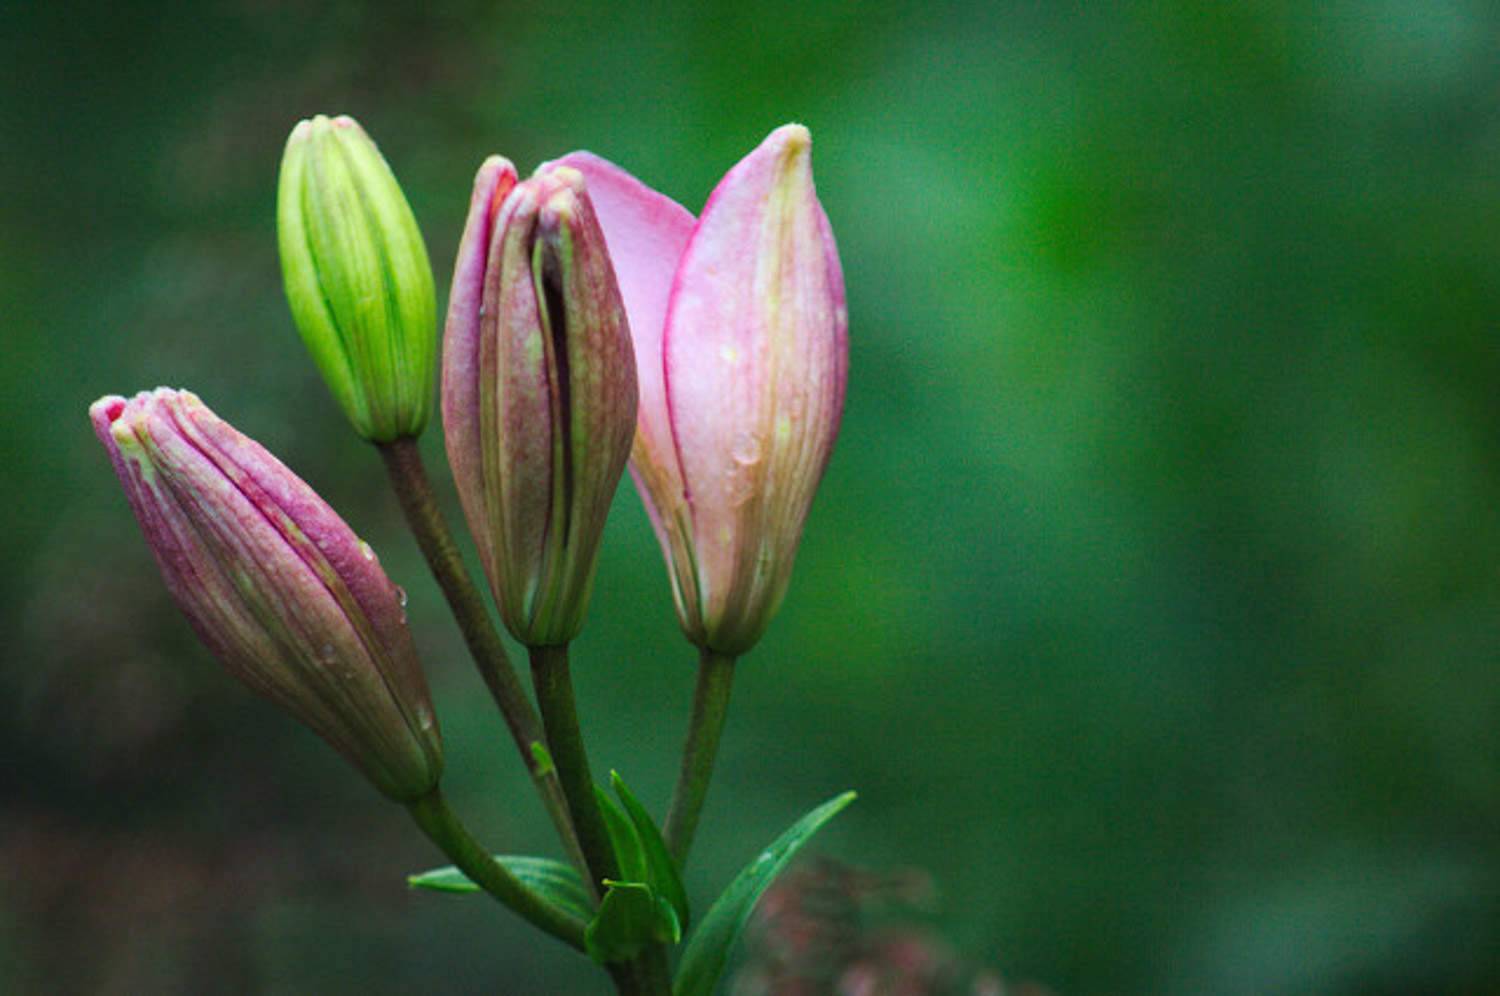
664,648,736,868
529,646,673,995
606,962,645,996
528,645,621,894
632,945,673,995
407,789,586,951
529,644,621,892
377,437,586,879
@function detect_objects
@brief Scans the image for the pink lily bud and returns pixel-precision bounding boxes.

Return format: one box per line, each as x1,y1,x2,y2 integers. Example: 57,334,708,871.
90,389,443,802
442,159,637,647
552,124,847,655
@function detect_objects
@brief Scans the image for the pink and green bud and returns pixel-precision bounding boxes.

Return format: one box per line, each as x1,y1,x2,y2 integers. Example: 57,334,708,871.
553,124,848,655
277,114,436,442
442,159,638,647
90,389,443,802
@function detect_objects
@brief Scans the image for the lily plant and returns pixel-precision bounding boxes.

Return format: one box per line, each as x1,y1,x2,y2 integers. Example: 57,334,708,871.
92,114,850,996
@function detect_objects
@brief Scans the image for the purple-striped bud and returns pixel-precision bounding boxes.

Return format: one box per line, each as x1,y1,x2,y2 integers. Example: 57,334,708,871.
553,125,848,655
90,389,443,802
442,159,638,647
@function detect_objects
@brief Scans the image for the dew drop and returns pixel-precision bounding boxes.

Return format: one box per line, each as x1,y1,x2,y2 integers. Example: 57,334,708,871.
359,541,376,561
396,586,408,608
731,430,761,466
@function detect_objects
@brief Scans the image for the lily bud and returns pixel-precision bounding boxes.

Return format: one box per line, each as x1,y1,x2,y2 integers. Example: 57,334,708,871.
553,124,847,655
277,114,436,442
442,160,638,646
90,389,443,802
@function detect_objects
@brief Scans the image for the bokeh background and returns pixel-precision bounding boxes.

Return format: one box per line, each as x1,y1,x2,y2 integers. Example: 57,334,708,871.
4,1,1498,992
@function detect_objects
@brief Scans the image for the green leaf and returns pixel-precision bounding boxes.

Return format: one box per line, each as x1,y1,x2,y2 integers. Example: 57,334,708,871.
673,791,857,996
595,785,649,883
655,893,684,944
612,770,691,931
586,780,689,958
585,880,662,962
407,854,593,922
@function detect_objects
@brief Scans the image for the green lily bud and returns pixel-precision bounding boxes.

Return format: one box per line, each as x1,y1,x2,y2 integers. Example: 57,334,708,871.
277,114,436,442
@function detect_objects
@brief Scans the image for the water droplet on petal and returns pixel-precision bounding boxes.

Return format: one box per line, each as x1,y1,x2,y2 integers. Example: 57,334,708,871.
359,541,376,561
725,431,762,506
731,430,761,466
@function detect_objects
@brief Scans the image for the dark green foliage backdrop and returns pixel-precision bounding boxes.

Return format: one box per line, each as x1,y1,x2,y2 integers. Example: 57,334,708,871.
3,1,1497,992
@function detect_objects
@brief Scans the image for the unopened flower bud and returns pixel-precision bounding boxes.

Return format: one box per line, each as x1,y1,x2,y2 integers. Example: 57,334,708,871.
442,160,637,646
556,124,847,655
278,114,436,442
90,389,443,801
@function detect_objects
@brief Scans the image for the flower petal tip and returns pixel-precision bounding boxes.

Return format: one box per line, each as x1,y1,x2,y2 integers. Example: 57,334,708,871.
768,122,812,152
90,394,128,426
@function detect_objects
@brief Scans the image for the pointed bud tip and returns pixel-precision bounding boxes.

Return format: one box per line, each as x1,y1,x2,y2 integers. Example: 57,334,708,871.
768,124,814,180
541,164,585,189
539,183,584,230
474,155,519,222
92,387,205,441
531,168,592,241
90,395,128,426
478,154,519,179
289,114,367,148
769,122,812,153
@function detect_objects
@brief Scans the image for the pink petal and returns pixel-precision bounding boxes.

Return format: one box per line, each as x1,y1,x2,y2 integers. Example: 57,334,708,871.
662,124,848,649
480,178,559,616
442,156,518,588
542,151,695,530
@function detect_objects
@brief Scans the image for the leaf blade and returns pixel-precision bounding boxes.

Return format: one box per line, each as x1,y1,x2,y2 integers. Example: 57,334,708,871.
673,791,856,996
612,770,691,930
408,854,594,922
585,880,660,963
595,785,650,883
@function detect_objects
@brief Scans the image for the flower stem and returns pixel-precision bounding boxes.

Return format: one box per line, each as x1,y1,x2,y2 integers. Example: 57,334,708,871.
528,643,620,892
530,646,676,995
376,437,586,879
632,946,673,994
664,648,736,868
407,789,586,951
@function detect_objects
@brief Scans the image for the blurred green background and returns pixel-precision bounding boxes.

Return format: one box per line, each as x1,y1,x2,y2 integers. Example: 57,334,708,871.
4,1,1498,992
